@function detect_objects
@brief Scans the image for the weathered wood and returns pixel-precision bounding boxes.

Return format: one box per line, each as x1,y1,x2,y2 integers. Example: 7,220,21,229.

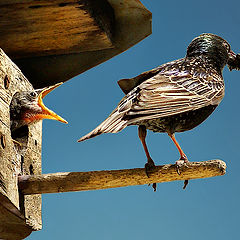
0,0,114,59
0,0,151,88
0,194,32,240
18,160,226,194
0,48,42,239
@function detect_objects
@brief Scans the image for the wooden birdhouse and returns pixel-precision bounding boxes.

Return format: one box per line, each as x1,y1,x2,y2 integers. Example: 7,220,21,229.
0,1,226,239
0,49,42,239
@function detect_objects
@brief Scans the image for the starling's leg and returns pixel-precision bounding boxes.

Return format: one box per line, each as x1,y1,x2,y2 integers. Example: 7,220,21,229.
138,125,156,176
168,133,188,163
168,133,189,189
138,126,157,191
138,125,157,192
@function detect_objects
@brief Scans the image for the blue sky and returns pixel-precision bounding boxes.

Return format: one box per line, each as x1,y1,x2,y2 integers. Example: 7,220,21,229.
29,1,240,239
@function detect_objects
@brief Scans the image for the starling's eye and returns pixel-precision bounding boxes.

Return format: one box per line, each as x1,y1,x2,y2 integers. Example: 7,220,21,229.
30,92,37,98
223,42,230,52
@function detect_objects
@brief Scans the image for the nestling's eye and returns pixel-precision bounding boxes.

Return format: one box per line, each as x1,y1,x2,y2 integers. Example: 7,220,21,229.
30,91,37,98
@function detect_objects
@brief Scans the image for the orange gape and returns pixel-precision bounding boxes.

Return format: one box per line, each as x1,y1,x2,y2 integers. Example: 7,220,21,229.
10,82,67,132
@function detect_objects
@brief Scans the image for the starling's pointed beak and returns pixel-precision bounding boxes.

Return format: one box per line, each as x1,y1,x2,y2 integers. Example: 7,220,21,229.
229,50,236,60
227,50,240,71
37,83,68,124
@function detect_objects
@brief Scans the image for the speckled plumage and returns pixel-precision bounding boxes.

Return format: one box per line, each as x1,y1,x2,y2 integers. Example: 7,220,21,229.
79,34,237,141
121,55,225,134
78,34,239,188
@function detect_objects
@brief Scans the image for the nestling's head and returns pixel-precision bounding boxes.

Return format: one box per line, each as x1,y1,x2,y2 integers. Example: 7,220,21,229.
186,33,238,71
10,82,68,131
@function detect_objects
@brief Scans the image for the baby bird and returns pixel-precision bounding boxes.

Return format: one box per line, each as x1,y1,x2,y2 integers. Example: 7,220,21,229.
78,33,240,190
10,82,68,133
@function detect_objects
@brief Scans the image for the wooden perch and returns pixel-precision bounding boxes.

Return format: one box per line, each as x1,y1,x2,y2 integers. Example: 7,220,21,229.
18,160,226,195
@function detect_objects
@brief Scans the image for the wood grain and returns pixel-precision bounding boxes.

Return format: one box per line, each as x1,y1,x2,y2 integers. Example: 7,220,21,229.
19,160,226,194
0,48,42,239
0,0,114,59
1,0,151,88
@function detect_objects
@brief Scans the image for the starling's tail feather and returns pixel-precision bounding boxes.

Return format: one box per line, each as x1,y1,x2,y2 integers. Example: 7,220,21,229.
78,110,128,142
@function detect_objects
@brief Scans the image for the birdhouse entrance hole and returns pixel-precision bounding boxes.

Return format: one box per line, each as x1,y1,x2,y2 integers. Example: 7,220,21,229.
11,125,29,147
10,91,29,147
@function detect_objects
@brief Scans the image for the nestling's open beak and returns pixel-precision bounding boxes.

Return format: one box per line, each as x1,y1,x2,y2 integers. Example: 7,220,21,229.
37,83,68,124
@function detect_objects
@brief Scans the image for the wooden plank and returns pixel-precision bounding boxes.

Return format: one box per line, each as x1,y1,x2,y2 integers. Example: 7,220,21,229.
0,48,42,239
0,0,114,59
18,160,226,194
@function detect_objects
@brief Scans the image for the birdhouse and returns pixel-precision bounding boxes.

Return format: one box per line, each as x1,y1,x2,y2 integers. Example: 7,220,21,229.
0,49,42,239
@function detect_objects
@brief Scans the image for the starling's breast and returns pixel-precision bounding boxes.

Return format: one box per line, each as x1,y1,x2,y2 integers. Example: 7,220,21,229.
136,105,217,134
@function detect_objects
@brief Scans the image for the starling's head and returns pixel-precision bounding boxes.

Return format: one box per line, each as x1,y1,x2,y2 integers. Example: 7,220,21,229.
186,33,237,71
10,82,68,131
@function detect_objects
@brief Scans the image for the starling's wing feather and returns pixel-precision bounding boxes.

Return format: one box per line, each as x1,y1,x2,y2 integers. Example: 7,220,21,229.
126,70,224,124
78,109,128,142
78,68,224,142
78,90,138,142
117,59,184,94
118,66,162,94
78,109,129,142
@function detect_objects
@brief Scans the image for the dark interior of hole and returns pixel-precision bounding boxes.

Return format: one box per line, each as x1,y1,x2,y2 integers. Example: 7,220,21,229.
11,125,29,141
10,92,29,144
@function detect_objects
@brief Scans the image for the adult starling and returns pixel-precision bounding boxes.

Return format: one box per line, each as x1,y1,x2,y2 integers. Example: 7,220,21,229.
10,82,68,133
78,33,239,190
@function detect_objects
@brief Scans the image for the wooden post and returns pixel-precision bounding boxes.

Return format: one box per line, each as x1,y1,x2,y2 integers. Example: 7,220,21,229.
0,49,42,240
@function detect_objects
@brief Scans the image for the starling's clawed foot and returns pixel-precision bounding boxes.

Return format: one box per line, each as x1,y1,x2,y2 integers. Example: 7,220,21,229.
175,160,185,175
144,159,156,178
183,180,189,189
175,157,189,190
175,156,189,175
152,183,157,192
145,159,157,191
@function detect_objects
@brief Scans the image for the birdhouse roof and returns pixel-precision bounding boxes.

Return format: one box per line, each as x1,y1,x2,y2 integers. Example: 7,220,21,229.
0,0,152,88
